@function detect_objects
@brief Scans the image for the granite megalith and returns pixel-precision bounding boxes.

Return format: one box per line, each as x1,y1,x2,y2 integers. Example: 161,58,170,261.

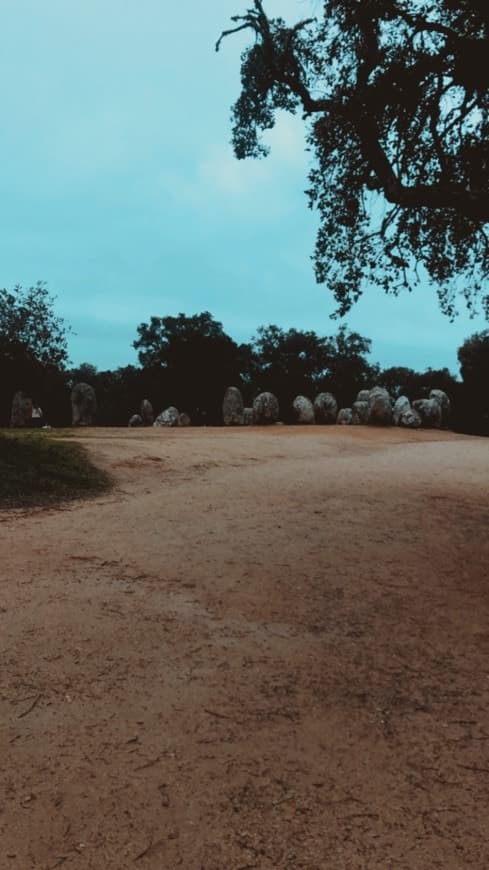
292,396,315,424
140,399,154,426
337,408,353,425
10,391,33,428
223,386,244,426
154,406,180,427
314,392,337,424
367,387,393,426
71,383,96,426
252,392,279,425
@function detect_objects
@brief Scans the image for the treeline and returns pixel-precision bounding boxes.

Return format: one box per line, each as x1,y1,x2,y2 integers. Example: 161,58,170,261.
1,285,488,434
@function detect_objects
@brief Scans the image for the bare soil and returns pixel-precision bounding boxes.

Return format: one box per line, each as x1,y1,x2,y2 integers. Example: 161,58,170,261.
1,426,489,869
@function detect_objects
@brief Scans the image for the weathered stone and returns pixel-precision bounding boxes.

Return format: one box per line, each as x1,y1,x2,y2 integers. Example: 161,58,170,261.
337,408,353,425
352,400,369,425
292,395,315,424
178,412,191,427
71,383,96,426
252,392,279,425
128,414,143,427
356,389,370,403
10,391,33,428
223,386,244,426
154,406,180,427
368,386,393,426
412,398,442,428
243,407,253,425
314,392,337,424
399,408,422,428
430,389,451,427
393,395,411,425
140,399,154,426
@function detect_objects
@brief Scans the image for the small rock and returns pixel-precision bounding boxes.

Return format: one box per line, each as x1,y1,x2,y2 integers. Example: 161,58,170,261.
128,414,143,427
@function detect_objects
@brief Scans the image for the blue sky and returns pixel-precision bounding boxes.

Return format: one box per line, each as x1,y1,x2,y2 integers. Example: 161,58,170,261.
0,0,486,375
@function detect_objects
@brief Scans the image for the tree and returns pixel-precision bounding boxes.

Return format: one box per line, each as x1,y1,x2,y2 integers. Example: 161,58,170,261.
457,330,489,433
0,282,69,369
218,1,489,318
133,312,242,423
250,323,375,411
0,283,71,425
251,324,330,407
379,365,457,399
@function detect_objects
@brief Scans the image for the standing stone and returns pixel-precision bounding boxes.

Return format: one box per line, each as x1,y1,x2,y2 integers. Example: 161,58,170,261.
10,391,33,428
222,386,244,426
337,408,353,425
352,400,369,425
314,392,337,424
140,399,154,426
356,389,370,403
243,407,253,426
399,407,422,428
128,414,143,427
154,406,180,427
292,396,315,424
178,412,191,427
71,383,96,426
367,386,393,426
412,398,442,428
430,389,451,428
252,392,279,425
393,395,412,425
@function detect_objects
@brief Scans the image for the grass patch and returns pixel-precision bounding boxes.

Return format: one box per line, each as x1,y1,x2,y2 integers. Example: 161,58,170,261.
0,431,111,509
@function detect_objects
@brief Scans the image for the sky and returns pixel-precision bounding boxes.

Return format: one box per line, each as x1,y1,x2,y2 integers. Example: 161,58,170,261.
0,0,487,376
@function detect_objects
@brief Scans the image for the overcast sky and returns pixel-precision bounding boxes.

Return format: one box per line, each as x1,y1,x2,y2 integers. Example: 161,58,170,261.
0,0,486,375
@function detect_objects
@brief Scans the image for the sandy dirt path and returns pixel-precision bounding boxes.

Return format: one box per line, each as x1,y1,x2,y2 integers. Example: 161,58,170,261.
1,426,489,869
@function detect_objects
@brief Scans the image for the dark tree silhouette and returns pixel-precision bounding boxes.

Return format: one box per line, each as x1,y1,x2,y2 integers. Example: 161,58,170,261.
218,1,489,318
133,312,242,423
457,330,489,433
0,283,71,425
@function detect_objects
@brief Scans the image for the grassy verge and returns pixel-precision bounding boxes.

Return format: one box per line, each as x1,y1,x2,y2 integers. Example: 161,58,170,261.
0,431,111,509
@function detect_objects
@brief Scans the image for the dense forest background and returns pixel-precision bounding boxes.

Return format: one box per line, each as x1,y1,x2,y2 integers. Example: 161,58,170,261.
1,284,487,434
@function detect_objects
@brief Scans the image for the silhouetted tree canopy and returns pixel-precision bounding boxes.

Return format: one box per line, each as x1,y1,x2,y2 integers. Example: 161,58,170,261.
0,282,69,369
218,1,489,318
0,283,70,425
456,330,489,432
133,312,243,423
249,323,375,411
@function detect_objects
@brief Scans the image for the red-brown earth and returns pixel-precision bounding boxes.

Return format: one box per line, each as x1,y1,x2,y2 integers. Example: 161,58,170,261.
1,426,488,869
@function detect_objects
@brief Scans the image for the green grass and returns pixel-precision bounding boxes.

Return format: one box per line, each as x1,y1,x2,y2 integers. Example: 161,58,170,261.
0,431,111,509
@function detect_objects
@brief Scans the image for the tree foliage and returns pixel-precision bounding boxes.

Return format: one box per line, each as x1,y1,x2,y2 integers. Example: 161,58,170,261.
0,283,71,425
218,1,489,318
456,329,489,432
250,323,375,411
133,312,243,423
0,282,69,369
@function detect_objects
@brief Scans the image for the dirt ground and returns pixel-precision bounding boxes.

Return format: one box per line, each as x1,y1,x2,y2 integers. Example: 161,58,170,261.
1,426,489,869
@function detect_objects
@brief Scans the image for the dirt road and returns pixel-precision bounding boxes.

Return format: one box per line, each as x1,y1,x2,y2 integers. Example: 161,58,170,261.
1,426,488,869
